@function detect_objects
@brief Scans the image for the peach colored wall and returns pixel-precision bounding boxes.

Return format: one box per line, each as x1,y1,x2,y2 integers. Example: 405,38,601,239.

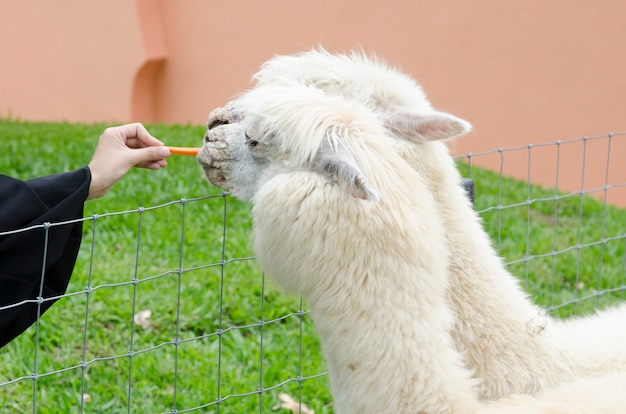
1,0,625,205
1,1,144,122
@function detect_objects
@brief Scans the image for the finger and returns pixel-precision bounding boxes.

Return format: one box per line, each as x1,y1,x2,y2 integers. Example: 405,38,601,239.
140,158,168,169
116,123,164,147
140,160,168,170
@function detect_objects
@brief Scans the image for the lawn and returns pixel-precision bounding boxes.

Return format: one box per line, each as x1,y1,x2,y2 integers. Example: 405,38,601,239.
0,119,625,413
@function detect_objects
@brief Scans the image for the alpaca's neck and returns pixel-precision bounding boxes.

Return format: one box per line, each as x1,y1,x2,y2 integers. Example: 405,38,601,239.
422,144,568,398
253,168,482,413
308,269,481,414
428,146,541,317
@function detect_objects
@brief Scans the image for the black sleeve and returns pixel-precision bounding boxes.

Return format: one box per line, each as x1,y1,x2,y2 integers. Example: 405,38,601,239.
0,166,91,348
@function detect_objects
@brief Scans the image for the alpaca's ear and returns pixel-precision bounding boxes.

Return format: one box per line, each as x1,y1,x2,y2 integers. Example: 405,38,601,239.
313,132,380,202
381,107,472,142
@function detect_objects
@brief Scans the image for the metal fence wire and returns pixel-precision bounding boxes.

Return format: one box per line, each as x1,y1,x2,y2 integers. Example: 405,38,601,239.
1,132,625,413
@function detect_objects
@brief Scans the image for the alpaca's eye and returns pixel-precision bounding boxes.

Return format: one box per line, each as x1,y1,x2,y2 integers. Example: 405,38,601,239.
208,119,229,130
245,133,259,148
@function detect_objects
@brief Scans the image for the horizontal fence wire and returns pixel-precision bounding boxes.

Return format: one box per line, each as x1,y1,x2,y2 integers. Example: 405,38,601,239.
1,132,625,412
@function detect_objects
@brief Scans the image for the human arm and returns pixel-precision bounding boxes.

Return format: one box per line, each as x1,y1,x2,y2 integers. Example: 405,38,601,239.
0,123,170,347
0,168,90,347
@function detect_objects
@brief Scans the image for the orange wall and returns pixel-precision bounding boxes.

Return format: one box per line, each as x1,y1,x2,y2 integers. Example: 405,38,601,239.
2,0,626,205
1,1,144,122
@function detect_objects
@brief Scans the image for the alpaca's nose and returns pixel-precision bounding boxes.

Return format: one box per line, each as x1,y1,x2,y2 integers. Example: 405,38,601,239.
207,119,230,130
205,118,231,144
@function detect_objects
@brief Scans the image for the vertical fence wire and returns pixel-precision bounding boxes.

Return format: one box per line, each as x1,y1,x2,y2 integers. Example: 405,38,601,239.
496,148,505,253
171,198,188,412
549,141,562,308
216,193,229,413
79,216,98,412
573,137,589,314
298,296,305,414
31,223,51,414
258,272,266,413
622,236,626,302
126,208,144,413
596,135,613,307
524,145,533,289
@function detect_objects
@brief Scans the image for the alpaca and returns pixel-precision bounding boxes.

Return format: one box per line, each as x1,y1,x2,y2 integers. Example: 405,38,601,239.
249,48,626,399
199,82,482,413
197,83,626,413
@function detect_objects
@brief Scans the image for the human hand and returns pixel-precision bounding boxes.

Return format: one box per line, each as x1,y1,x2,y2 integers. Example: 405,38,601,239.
87,123,171,199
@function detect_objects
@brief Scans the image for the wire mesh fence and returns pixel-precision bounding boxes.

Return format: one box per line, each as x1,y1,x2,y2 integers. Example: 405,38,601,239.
0,193,328,413
459,132,626,316
1,132,625,412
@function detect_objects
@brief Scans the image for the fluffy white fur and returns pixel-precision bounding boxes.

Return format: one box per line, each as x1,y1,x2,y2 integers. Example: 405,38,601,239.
198,81,626,413
200,84,482,413
251,48,626,399
484,372,626,414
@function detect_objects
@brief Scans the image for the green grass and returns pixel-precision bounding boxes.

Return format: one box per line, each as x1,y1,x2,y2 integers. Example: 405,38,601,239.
0,119,625,413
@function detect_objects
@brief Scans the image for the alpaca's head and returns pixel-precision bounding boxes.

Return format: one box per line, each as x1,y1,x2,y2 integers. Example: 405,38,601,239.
198,82,392,202
254,48,432,114
254,48,471,155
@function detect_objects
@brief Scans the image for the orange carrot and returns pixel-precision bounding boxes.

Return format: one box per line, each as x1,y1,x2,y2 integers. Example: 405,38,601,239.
165,146,200,156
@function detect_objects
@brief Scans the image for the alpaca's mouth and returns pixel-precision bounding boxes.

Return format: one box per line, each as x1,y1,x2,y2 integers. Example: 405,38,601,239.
197,142,234,191
198,159,231,190
201,166,230,190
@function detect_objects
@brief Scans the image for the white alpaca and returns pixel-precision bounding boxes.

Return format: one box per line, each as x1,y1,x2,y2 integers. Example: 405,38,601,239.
197,82,626,413
200,83,482,413
250,48,626,399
